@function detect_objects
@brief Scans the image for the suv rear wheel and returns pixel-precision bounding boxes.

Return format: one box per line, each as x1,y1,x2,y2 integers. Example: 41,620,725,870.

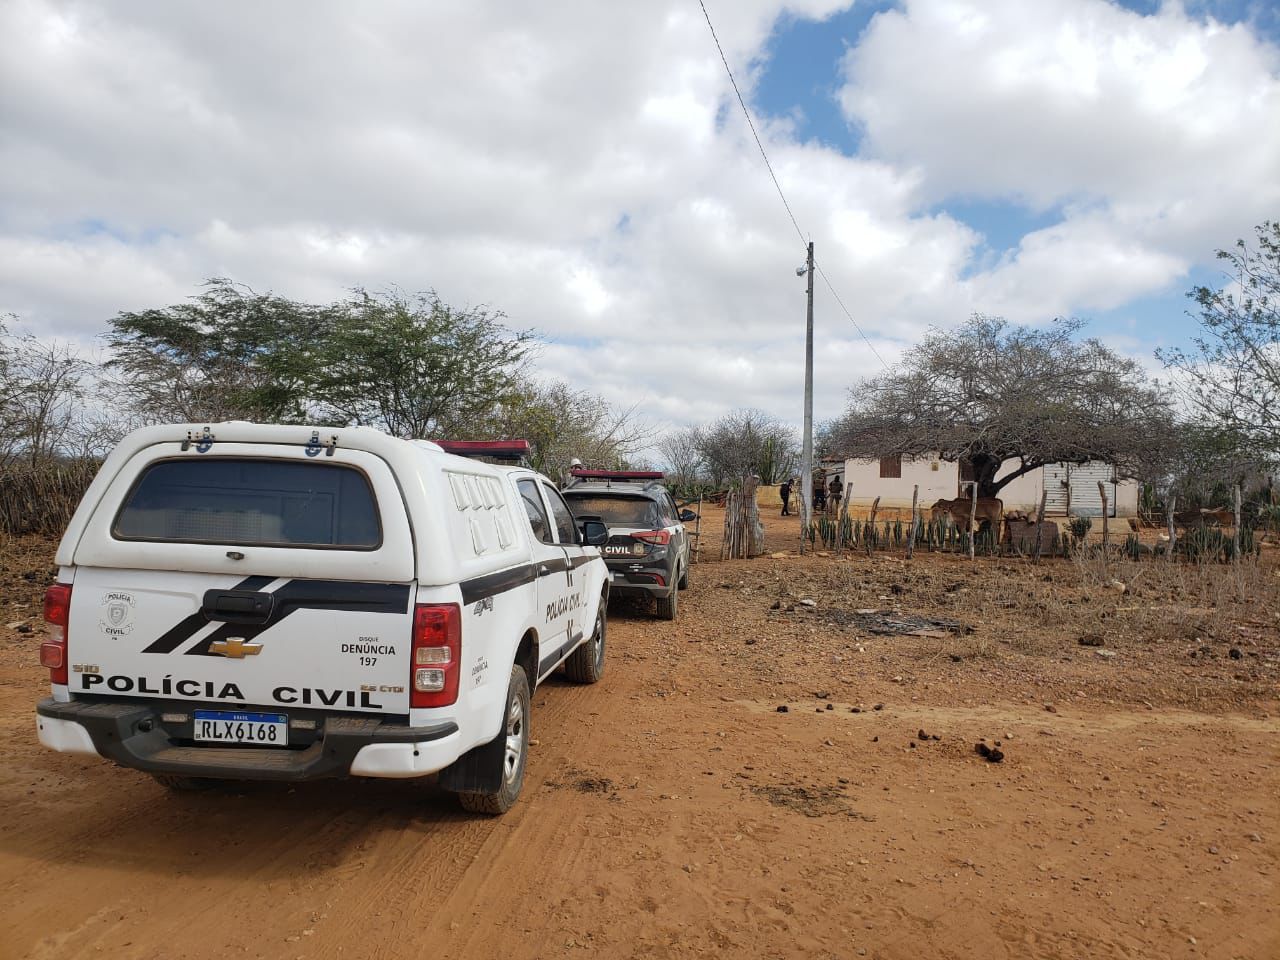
565,600,606,683
457,665,530,815
655,583,678,621
677,560,689,590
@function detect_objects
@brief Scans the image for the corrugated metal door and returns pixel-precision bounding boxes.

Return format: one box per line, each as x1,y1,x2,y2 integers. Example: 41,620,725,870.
1068,462,1116,517
1043,464,1070,514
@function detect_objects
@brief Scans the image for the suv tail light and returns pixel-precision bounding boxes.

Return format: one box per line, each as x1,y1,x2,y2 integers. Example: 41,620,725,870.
41,583,72,686
410,603,461,708
631,530,671,546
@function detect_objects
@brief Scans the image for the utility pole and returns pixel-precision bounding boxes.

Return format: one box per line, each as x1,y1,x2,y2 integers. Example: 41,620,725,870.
799,241,814,551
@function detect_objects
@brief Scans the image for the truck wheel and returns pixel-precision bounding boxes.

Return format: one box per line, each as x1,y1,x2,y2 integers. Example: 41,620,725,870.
564,601,606,684
457,665,530,815
152,774,215,791
677,561,689,590
655,583,678,621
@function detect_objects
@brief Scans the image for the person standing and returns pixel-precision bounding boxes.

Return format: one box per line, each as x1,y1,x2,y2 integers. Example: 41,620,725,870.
779,478,792,516
828,475,843,515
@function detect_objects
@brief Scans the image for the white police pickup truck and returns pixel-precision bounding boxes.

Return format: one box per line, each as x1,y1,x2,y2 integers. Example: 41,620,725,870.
35,425,610,814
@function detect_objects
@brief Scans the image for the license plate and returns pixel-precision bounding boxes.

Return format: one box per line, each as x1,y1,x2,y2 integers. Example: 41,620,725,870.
193,710,288,746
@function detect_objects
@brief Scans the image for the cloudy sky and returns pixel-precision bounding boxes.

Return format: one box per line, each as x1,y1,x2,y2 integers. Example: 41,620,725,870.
2,0,1278,438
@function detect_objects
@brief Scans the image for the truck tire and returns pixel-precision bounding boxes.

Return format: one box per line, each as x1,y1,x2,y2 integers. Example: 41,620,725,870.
564,601,606,684
457,665,530,815
655,583,678,621
152,774,216,791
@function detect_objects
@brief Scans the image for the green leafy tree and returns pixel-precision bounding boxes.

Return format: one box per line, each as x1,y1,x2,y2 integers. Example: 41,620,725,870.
830,316,1176,498
309,289,534,439
106,281,535,440
105,278,327,423
1158,220,1280,450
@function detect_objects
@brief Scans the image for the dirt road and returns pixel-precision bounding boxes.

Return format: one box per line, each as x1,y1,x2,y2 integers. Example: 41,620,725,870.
2,518,1278,960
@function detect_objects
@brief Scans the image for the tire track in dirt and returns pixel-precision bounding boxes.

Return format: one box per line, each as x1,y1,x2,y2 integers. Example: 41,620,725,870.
1,611,649,960
408,612,659,959
317,637,636,955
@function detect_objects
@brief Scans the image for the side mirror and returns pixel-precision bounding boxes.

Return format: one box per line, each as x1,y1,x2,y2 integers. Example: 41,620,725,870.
579,519,609,547
679,509,698,523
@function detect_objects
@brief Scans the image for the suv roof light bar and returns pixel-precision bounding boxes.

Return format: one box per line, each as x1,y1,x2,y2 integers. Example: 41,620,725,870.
568,469,665,481
435,440,531,463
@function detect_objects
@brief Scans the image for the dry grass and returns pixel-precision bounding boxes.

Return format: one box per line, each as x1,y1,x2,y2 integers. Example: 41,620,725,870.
0,461,99,536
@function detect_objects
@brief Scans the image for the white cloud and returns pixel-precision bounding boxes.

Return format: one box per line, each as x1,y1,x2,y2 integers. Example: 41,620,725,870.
0,0,1276,437
839,0,1280,321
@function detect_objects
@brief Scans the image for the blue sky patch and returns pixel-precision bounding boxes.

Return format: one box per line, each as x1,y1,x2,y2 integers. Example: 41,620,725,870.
753,2,886,152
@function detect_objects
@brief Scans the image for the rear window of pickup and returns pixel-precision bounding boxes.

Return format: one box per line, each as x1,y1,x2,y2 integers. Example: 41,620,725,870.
563,493,663,528
113,458,382,549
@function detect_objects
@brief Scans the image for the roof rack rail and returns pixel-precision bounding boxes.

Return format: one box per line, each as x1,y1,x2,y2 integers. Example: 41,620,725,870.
565,468,666,490
568,469,664,481
434,440,531,464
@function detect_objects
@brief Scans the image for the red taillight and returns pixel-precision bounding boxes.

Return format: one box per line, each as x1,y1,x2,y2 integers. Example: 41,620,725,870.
631,530,671,546
41,583,72,686
410,604,461,708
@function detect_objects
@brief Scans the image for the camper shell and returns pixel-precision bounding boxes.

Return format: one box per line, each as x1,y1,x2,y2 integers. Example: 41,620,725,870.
35,423,610,813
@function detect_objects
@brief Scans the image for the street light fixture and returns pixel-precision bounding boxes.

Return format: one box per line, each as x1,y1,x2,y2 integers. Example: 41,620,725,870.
798,242,814,551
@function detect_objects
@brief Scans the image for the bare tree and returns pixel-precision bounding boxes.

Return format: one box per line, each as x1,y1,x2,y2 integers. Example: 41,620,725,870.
830,316,1176,498
480,379,651,481
695,409,798,486
0,320,25,460
1158,221,1280,450
0,321,94,467
1154,421,1274,511
656,427,704,489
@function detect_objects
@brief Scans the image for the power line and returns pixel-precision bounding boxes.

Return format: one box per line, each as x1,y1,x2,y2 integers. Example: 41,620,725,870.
696,0,805,247
695,0,890,370
816,262,890,369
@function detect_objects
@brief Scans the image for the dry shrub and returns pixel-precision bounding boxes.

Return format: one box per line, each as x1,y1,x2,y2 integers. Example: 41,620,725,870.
1068,545,1275,644
0,461,99,536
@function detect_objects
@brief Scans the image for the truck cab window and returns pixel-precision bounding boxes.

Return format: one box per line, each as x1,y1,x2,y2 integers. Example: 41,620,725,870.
517,478,553,544
541,483,579,545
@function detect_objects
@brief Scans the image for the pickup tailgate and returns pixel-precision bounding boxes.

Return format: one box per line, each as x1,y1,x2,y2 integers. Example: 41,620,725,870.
66,568,413,714
63,445,417,715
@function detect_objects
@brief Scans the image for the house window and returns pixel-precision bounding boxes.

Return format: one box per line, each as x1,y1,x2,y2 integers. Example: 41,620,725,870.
879,455,902,479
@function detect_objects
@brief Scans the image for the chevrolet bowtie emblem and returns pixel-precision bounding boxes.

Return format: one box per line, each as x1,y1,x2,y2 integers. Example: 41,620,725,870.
209,638,262,659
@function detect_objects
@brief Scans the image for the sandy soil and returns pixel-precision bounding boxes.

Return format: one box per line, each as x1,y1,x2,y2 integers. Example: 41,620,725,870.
1,511,1277,960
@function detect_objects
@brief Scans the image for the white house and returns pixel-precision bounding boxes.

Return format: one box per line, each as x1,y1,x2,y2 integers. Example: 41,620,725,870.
840,455,1140,518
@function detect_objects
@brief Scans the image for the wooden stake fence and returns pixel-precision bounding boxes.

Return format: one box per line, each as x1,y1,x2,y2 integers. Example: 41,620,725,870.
905,484,919,559
692,494,703,564
967,481,978,560
1032,488,1049,564
1097,481,1110,552
720,479,762,560
1233,483,1242,566
865,496,881,557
